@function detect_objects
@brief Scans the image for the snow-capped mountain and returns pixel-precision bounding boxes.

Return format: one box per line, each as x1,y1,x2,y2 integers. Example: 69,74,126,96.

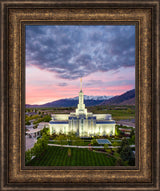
69,95,113,101
25,89,135,108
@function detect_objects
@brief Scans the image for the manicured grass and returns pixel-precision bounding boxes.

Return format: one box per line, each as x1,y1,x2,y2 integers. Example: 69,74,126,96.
26,146,116,166
48,140,91,146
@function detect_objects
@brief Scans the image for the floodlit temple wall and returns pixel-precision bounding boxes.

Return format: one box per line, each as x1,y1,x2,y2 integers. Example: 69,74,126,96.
49,117,115,137
51,114,69,121
93,114,112,120
96,123,115,136
49,81,116,137
49,122,69,134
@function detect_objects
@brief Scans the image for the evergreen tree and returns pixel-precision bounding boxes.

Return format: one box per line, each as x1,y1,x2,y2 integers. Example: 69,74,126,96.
118,138,135,166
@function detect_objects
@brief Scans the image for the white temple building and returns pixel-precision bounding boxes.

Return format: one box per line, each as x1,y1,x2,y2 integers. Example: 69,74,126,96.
49,80,116,137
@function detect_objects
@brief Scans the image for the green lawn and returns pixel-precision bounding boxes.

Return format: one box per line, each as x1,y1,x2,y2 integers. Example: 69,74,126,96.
26,146,116,166
48,140,91,146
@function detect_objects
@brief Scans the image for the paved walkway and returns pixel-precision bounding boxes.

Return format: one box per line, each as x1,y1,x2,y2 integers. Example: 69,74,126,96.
48,144,135,149
25,136,37,151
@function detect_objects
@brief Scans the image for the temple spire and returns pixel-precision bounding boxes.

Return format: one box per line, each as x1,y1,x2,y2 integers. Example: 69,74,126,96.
80,77,82,90
75,77,87,115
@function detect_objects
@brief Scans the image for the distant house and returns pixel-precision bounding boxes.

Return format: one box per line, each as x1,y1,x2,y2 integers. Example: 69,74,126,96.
119,128,132,132
25,112,37,116
26,122,49,139
26,128,41,138
119,128,132,135
38,122,49,129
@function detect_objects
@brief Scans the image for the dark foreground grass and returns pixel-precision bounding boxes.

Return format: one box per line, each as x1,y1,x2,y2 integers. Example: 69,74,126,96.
26,146,116,166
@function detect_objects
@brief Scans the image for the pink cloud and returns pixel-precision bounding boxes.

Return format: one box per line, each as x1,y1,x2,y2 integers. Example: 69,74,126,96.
26,65,135,104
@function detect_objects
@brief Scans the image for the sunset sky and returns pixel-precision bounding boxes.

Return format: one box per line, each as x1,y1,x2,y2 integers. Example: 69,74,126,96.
26,25,135,105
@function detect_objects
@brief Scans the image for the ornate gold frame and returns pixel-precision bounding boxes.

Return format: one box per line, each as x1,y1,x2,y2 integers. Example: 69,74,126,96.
0,0,159,190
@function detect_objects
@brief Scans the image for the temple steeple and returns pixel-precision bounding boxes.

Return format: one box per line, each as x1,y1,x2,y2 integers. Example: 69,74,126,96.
80,77,82,91
76,77,87,115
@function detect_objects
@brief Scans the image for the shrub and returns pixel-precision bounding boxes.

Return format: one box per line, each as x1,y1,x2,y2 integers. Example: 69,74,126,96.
25,121,31,125
91,139,98,146
25,150,32,164
104,144,112,154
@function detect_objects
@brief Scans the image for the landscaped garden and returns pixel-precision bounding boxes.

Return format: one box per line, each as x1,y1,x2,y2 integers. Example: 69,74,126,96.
25,123,135,166
26,146,116,166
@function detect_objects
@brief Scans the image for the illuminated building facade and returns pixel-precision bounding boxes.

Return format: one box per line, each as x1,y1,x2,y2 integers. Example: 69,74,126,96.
49,80,115,137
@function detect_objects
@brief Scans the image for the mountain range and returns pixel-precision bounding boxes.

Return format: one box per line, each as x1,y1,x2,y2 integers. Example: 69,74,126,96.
69,95,113,101
25,89,135,108
100,89,135,105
